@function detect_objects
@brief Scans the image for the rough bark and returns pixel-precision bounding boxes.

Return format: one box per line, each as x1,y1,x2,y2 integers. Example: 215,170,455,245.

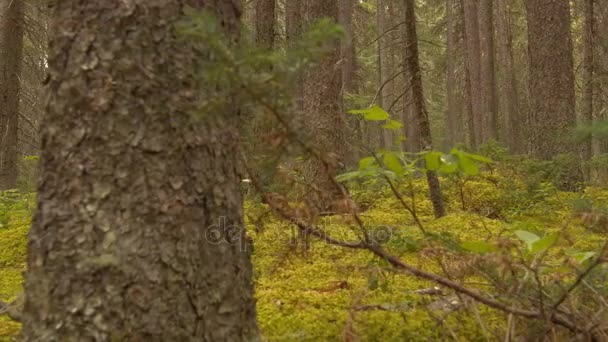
496,0,521,152
403,0,445,218
301,0,345,209
478,0,498,142
22,1,259,341
446,0,462,146
378,0,393,149
462,0,482,146
286,0,303,109
339,0,362,165
582,0,594,168
0,0,24,190
526,0,577,160
255,0,275,49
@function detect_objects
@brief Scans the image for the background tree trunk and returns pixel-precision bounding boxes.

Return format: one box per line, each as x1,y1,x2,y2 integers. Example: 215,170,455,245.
478,0,498,142
255,0,276,49
462,0,482,147
403,0,445,218
301,0,345,210
582,0,595,174
526,0,577,160
22,1,258,340
446,0,462,147
339,0,362,165
496,0,520,153
0,0,24,190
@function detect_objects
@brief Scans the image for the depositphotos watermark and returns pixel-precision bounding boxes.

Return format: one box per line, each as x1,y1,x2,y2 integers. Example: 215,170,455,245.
205,216,397,251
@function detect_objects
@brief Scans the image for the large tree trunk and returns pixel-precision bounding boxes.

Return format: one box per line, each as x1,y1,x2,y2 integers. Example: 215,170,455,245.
22,1,259,340
496,0,521,153
526,0,577,159
0,0,24,190
462,0,482,147
403,0,445,218
478,0,498,142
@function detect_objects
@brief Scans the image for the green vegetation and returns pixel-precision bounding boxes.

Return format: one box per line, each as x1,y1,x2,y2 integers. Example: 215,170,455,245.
2,155,607,340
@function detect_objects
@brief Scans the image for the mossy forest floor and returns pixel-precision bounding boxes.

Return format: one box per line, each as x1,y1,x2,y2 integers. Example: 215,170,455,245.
1,170,607,341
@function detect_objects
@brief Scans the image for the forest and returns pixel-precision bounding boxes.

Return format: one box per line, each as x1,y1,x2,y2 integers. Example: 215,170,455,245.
1,0,608,341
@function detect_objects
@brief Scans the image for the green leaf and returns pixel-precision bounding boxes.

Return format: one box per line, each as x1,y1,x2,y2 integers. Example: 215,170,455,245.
383,152,404,177
382,119,403,131
424,151,442,171
460,151,492,163
438,154,458,173
514,230,540,250
358,156,376,170
567,251,596,264
461,241,499,253
347,105,389,121
458,154,479,175
531,234,558,253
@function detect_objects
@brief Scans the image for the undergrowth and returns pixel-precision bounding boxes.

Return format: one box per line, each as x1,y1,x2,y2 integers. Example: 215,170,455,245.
1,162,607,340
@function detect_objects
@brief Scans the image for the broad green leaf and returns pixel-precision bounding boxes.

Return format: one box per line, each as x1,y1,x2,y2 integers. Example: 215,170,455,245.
458,154,479,175
424,151,442,171
461,151,492,163
461,241,499,253
382,119,403,131
531,234,558,253
347,105,390,121
364,105,390,121
514,230,540,250
358,156,376,170
567,251,596,264
438,154,458,173
383,152,404,177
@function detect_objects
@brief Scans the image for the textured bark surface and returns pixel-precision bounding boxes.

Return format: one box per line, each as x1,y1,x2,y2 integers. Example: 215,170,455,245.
496,0,520,152
462,0,482,146
478,0,498,142
378,0,393,149
582,0,594,168
403,0,445,218
0,0,24,190
301,0,345,209
22,1,259,341
255,0,275,49
526,0,577,160
339,0,362,165
446,0,462,146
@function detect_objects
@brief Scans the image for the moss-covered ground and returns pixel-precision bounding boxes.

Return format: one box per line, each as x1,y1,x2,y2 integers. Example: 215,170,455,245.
1,171,606,341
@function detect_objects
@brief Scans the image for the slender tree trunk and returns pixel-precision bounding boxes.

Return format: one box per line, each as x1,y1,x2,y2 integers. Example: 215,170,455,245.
462,0,482,146
478,0,498,142
255,0,276,49
286,0,303,110
594,0,608,158
403,0,445,218
378,0,393,149
446,0,462,146
0,0,24,190
340,0,362,165
496,0,521,153
301,0,345,210
22,1,258,340
526,0,581,187
582,0,595,174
